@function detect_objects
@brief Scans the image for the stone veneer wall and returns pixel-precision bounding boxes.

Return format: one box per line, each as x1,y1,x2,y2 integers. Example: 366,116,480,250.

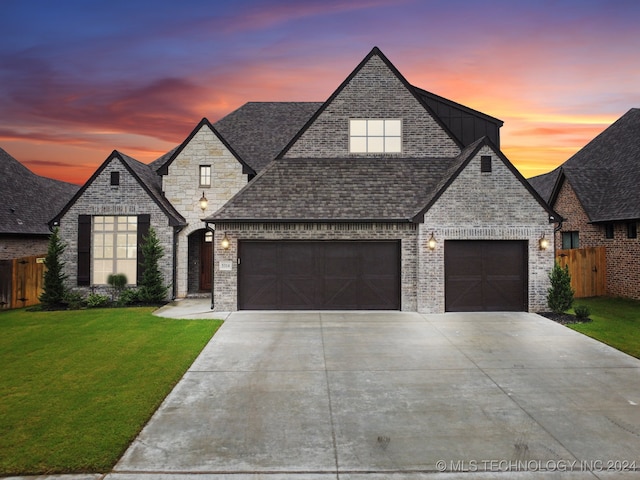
283,55,460,159
212,223,418,311
57,157,174,297
419,146,555,313
161,125,249,297
555,180,640,299
0,235,49,260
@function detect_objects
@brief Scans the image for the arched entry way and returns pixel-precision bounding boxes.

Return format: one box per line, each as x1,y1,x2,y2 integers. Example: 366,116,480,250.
187,229,213,293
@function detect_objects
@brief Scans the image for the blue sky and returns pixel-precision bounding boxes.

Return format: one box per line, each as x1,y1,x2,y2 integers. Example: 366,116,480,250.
1,0,639,183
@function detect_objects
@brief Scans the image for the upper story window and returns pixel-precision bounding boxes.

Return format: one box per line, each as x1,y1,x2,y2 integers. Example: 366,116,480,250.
199,165,211,187
349,119,402,153
110,171,120,186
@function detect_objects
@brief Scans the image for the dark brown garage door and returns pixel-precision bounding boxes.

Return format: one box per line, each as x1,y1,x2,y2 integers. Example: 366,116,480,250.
238,241,400,310
445,240,527,312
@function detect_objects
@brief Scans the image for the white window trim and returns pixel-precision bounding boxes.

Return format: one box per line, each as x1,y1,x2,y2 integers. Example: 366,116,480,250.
349,119,402,153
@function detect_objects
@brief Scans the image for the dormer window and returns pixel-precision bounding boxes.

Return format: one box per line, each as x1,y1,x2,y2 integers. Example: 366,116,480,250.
350,119,402,153
199,165,211,187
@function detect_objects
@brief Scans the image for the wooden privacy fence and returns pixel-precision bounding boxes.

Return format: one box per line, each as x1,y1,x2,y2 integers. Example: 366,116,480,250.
0,254,46,310
556,246,606,298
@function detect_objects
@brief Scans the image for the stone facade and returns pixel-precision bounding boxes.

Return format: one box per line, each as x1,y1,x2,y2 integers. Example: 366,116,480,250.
554,179,640,300
213,223,418,311
57,156,175,297
419,146,555,313
283,55,460,159
161,125,249,297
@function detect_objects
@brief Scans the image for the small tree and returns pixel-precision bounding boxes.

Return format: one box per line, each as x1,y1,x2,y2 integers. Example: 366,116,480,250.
107,273,128,302
39,227,68,308
137,227,168,304
547,263,574,314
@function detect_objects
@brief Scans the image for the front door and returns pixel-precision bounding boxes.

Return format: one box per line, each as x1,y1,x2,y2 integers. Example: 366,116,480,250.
200,230,213,291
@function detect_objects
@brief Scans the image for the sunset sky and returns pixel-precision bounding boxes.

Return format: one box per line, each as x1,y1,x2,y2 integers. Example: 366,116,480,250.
1,0,639,185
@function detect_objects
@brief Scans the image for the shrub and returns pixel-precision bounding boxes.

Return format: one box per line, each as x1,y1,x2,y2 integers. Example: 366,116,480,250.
574,304,591,319
547,263,574,314
117,288,140,307
63,290,86,310
86,293,111,308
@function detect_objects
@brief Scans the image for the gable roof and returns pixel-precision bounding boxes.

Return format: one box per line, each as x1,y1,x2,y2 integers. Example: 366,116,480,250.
0,147,79,235
530,108,640,222
207,137,556,224
52,150,186,227
154,118,255,177
277,47,502,160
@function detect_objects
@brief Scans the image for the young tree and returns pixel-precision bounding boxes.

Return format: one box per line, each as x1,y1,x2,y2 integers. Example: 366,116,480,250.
137,227,168,304
39,227,68,308
547,263,574,314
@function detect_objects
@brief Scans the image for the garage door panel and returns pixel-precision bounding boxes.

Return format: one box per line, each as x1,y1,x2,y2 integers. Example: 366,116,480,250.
445,241,527,312
239,241,399,310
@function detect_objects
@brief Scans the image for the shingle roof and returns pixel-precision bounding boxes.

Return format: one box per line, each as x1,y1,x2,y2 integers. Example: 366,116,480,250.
52,151,186,227
530,108,640,222
207,136,557,224
207,156,457,223
527,168,560,203
0,147,79,235
214,102,323,172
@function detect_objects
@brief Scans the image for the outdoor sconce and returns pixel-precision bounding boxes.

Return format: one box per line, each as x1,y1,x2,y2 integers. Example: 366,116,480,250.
199,191,208,212
427,232,437,251
539,233,550,250
220,232,230,250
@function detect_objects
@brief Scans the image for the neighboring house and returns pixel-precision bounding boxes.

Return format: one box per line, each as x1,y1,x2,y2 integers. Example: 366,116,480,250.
0,147,78,260
53,47,557,313
529,108,640,300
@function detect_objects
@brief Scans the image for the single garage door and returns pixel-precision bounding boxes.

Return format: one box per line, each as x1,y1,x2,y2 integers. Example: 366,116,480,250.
445,240,527,312
238,241,400,310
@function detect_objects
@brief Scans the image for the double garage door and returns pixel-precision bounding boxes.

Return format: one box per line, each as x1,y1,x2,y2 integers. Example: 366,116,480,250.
238,241,400,310
237,240,527,311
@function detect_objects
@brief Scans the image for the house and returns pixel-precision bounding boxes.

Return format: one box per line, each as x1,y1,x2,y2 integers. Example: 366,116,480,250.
53,47,557,313
529,108,640,300
1,147,78,260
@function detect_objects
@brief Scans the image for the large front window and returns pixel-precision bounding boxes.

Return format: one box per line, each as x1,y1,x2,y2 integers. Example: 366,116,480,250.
349,119,402,153
93,216,137,285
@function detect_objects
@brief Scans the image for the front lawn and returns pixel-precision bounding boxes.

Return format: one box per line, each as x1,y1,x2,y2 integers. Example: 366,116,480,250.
0,307,222,475
569,296,640,359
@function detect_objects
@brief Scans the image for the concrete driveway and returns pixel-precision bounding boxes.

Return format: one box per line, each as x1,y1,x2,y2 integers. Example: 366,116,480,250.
111,308,640,479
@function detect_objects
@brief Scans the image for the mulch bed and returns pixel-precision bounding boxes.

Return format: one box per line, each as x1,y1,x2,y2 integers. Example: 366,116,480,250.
537,312,592,324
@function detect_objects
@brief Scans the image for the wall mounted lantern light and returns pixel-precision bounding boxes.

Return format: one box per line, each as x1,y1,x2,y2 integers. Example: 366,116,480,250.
199,191,208,212
427,232,437,251
539,233,550,250
220,232,230,250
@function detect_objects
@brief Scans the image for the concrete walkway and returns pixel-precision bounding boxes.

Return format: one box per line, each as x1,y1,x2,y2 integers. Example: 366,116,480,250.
6,302,640,479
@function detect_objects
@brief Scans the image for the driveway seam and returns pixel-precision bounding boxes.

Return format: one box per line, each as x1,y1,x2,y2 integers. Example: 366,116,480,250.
319,312,341,479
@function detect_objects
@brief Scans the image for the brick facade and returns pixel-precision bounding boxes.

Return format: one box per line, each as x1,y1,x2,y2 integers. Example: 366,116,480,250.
57,157,175,298
555,179,640,299
283,55,460,159
161,125,249,297
420,146,554,313
0,235,48,260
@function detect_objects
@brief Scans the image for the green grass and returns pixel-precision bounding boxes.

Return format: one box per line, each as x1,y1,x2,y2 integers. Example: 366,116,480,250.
0,307,222,475
569,296,640,359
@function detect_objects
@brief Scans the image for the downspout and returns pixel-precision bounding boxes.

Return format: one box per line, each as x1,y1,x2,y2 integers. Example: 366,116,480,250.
205,221,215,310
